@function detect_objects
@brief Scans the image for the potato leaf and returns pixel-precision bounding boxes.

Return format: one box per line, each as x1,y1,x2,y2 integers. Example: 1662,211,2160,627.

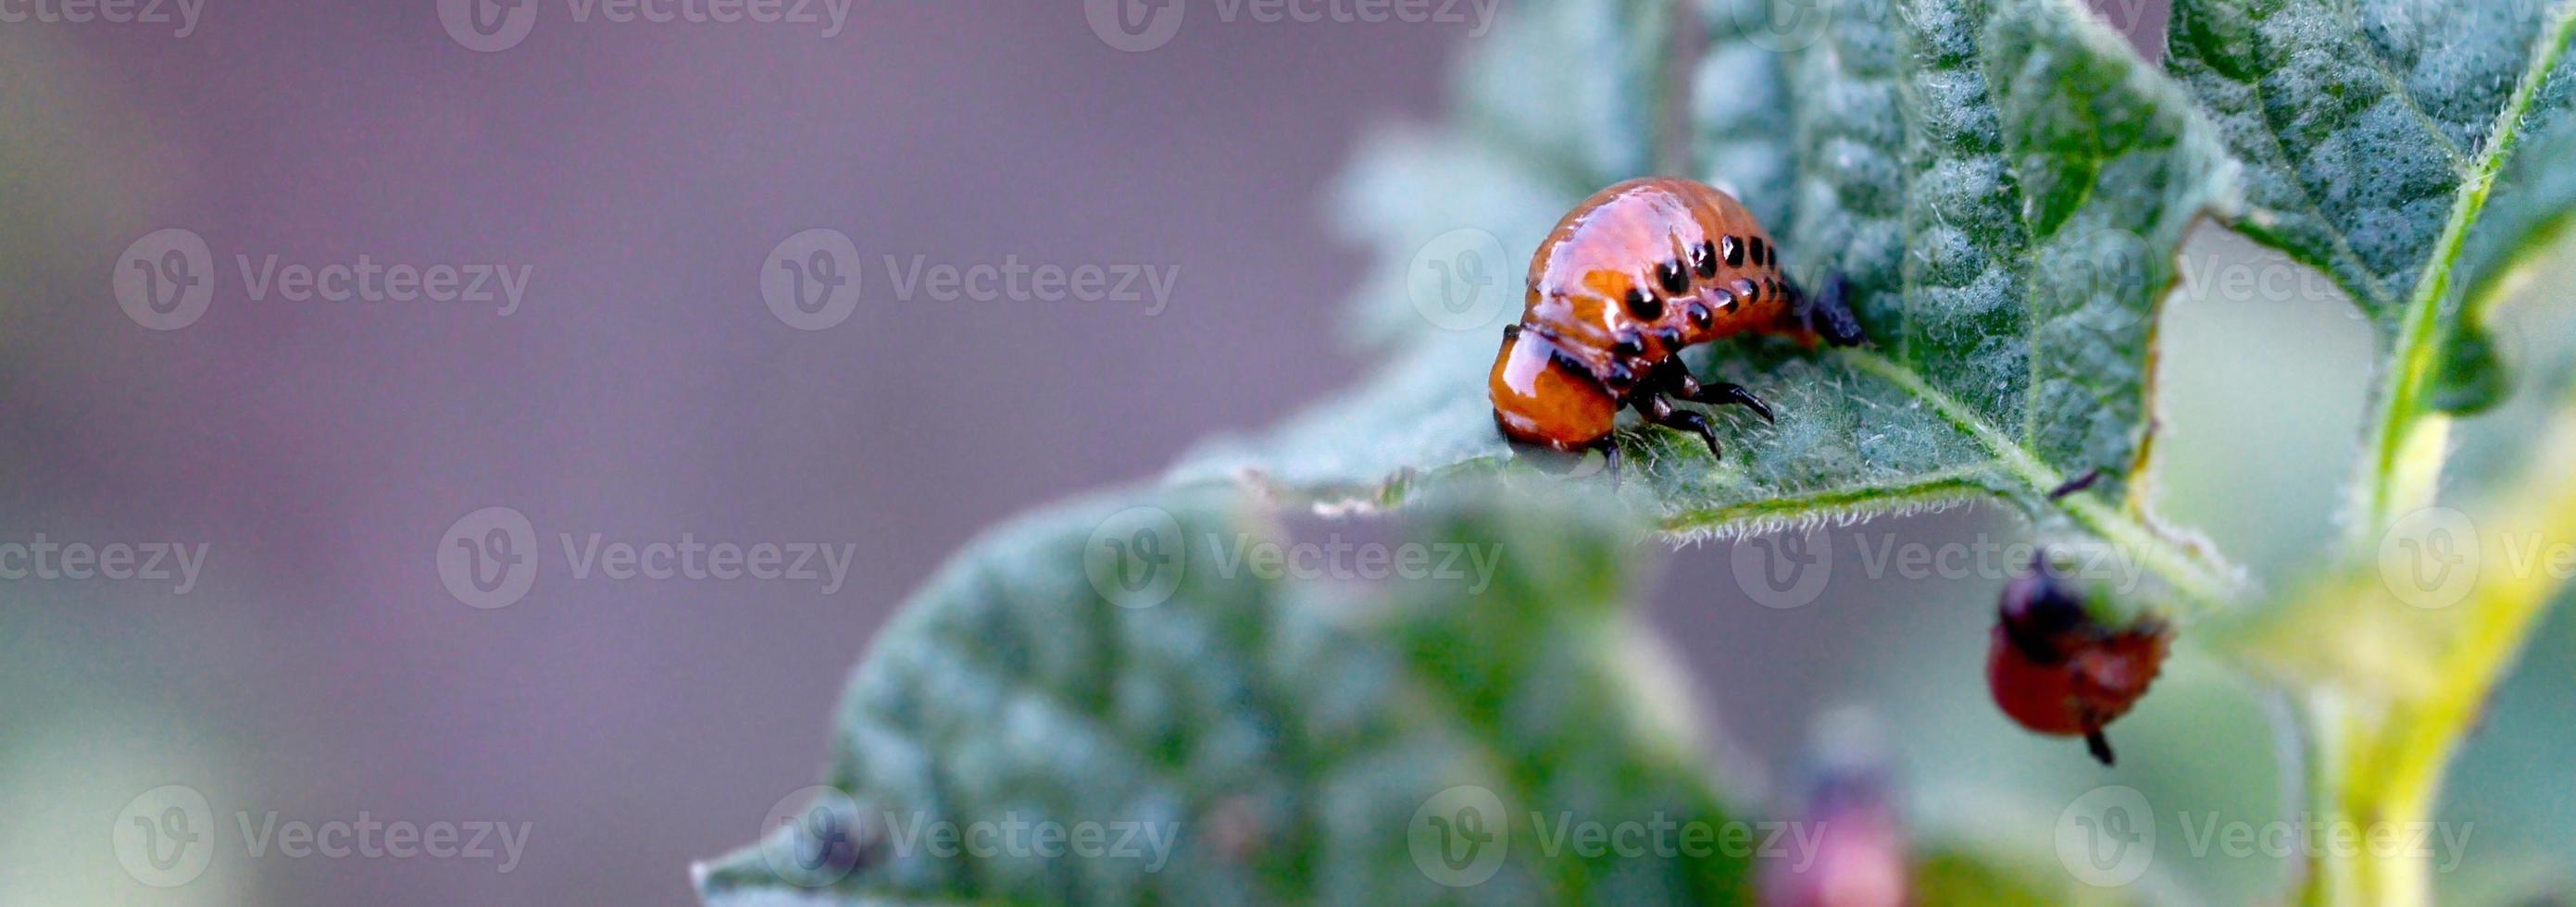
1174,0,2245,605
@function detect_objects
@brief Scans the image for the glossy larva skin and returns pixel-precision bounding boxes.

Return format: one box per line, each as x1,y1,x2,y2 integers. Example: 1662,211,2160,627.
1526,179,1803,372
1489,177,1857,459
1986,557,2172,765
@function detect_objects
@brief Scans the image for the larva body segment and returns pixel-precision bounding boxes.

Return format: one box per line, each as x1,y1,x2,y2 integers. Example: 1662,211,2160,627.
1488,177,1862,466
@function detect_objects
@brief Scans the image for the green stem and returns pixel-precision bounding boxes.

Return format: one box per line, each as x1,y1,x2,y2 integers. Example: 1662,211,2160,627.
2353,0,2576,543
2280,402,2576,905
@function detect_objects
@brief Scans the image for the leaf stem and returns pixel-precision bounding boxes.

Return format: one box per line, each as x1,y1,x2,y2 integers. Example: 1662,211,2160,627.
2353,0,2576,544
2279,399,2576,905
1841,349,2249,615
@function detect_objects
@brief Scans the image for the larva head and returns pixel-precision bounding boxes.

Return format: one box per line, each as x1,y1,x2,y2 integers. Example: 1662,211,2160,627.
1996,554,2091,663
1488,326,1616,453
1985,553,2173,765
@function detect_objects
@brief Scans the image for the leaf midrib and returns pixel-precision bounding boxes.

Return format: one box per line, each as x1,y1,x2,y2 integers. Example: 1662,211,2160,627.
2356,0,2576,541
1843,348,2247,611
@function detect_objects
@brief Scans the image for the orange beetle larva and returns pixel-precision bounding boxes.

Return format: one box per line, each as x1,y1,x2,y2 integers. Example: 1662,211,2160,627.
1488,177,1863,472
1986,551,2172,765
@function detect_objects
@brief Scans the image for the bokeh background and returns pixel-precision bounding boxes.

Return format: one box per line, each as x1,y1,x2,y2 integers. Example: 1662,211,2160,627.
3,1,2570,904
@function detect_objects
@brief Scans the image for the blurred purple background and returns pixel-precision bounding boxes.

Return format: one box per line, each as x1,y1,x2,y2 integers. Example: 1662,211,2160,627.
3,5,1457,903
26,1,2519,905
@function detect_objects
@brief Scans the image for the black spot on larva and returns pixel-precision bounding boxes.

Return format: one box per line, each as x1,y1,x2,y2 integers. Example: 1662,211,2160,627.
1747,237,1769,269
1692,241,1718,279
1764,242,1779,268
1654,327,1682,349
1731,278,1760,304
1612,329,1644,356
1711,287,1738,312
1685,301,1713,329
1657,260,1688,295
1722,236,1744,267
1605,362,1636,390
1624,285,1663,321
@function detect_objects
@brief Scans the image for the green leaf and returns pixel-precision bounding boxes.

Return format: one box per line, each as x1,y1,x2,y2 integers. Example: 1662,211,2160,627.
2432,120,2576,414
2165,0,2576,328
2219,124,2576,907
694,485,1757,905
2165,0,2576,537
1175,0,2245,608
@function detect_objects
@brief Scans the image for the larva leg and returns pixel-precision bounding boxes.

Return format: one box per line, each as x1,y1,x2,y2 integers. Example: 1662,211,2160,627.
1653,358,1775,424
1685,381,1774,425
1637,393,1720,458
